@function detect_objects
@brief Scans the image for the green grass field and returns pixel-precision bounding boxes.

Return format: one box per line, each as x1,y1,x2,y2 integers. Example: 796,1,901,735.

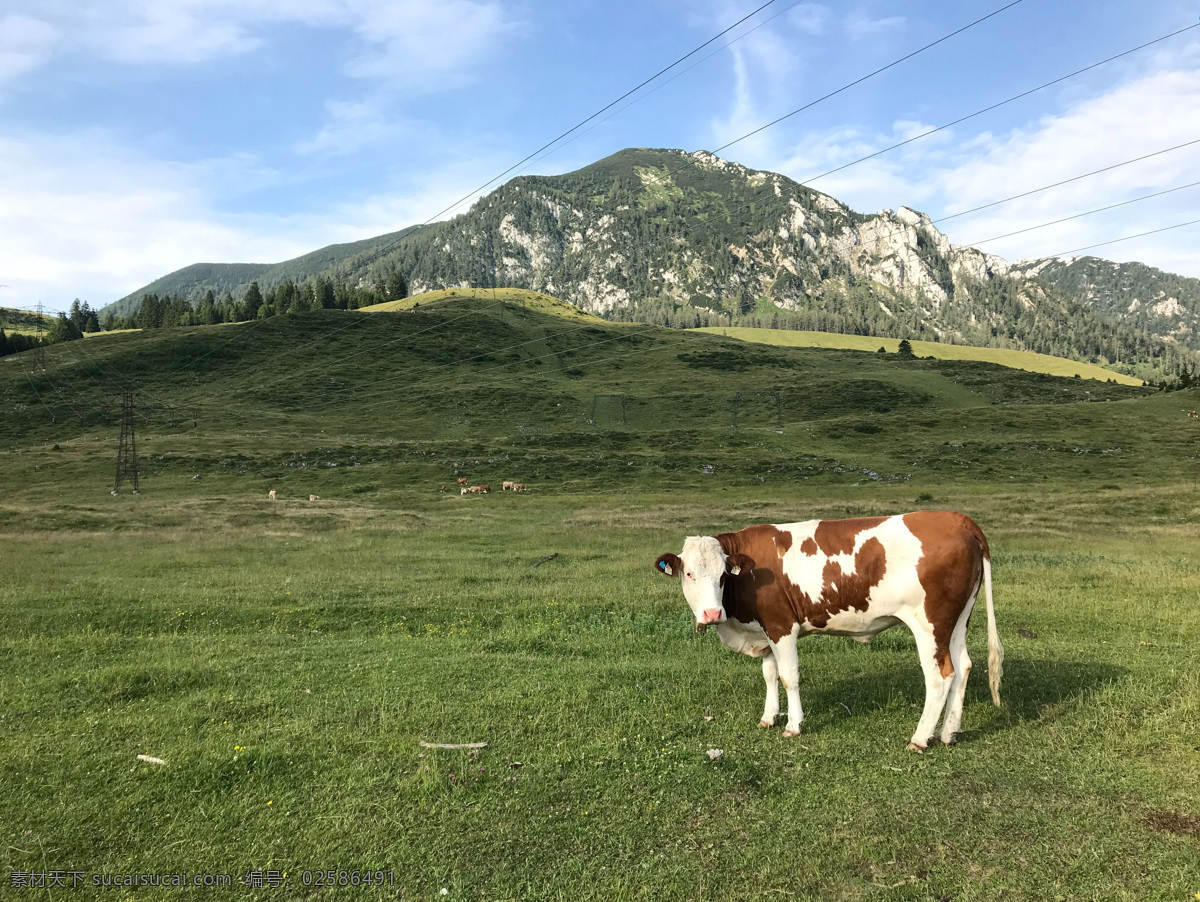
1,302,1198,900
692,327,1145,386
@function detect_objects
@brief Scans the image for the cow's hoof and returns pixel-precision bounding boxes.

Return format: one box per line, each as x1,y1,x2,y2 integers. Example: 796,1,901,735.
940,733,958,747
758,718,775,729
782,727,802,738
906,742,926,752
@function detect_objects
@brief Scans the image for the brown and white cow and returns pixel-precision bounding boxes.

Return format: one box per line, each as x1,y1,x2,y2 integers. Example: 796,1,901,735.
654,511,1002,750
457,477,469,485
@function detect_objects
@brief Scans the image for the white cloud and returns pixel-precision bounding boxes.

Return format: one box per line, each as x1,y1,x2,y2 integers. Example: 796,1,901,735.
0,0,515,80
0,128,516,309
788,4,831,35
845,10,905,38
0,15,59,84
768,53,1200,277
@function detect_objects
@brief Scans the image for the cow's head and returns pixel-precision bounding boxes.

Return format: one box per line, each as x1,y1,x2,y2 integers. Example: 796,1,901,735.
655,536,755,632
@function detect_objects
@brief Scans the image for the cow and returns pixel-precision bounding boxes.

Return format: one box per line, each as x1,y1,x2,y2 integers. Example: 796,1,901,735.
512,483,525,492
654,511,1001,751
309,495,320,501
457,477,469,485
440,484,448,493
268,490,277,501
1188,410,1198,419
476,485,491,494
461,487,470,496
502,481,516,491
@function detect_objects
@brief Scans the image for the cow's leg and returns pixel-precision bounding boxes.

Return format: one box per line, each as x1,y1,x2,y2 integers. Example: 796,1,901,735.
771,630,804,737
759,653,780,728
939,600,976,746
904,617,953,750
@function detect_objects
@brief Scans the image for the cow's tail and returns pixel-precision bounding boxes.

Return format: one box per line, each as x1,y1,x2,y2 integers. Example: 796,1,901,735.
982,553,1003,706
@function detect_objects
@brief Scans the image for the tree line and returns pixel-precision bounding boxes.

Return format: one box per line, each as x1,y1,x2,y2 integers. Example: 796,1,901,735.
103,272,407,330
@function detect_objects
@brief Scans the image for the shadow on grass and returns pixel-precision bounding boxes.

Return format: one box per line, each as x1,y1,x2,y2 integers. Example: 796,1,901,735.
800,657,1129,743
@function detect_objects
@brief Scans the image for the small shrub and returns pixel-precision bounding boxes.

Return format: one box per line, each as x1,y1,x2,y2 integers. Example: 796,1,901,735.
915,491,934,503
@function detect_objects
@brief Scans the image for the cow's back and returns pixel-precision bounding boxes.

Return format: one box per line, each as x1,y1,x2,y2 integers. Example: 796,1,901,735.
717,512,987,642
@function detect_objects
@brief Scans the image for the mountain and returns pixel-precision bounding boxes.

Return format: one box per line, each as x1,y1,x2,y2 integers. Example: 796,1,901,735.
1008,256,1200,345
106,148,1200,374
105,224,432,318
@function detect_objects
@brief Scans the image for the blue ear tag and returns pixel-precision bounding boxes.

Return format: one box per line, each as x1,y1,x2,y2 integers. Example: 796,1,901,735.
658,561,667,571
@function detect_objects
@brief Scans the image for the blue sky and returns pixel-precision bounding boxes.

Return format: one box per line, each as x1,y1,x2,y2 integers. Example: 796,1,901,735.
2,0,1199,311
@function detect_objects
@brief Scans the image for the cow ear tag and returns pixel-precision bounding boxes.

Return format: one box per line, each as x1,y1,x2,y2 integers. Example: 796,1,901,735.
659,560,670,574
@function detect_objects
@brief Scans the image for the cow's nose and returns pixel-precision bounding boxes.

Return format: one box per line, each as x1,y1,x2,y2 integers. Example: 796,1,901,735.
700,608,724,624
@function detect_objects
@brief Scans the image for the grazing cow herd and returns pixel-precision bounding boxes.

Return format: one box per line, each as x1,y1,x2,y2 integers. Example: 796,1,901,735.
656,510,1002,750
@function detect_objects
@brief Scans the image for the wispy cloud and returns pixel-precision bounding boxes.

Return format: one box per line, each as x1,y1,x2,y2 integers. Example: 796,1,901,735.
0,1,516,80
844,10,905,38
0,15,59,84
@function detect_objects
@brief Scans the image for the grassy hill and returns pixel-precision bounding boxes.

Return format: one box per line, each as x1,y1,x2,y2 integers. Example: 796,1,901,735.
1,297,1187,495
0,305,53,335
693,327,1144,386
2,298,1198,900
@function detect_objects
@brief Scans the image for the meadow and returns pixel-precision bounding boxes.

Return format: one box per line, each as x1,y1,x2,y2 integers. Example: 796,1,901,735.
1,297,1197,900
691,327,1145,386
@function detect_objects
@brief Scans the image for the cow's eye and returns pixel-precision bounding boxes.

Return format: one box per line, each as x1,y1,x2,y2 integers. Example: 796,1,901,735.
685,572,692,579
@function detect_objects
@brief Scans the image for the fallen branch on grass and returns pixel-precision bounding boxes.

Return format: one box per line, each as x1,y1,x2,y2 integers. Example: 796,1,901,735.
532,553,559,567
419,741,488,750
137,755,168,766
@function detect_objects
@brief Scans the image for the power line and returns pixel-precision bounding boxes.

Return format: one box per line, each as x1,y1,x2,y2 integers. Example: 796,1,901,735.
800,21,1200,185
500,0,811,179
960,179,1200,246
932,137,1200,224
713,0,1027,157
1049,218,1200,258
422,0,785,226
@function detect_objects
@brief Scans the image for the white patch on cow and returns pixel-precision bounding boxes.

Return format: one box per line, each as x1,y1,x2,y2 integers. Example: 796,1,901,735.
714,617,769,657
776,515,925,636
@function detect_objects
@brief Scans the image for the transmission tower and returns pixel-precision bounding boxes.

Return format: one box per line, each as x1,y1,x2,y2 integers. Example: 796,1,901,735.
31,302,46,370
113,392,140,495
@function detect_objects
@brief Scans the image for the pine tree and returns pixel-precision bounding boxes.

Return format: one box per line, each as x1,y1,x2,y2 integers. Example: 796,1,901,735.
48,312,83,343
243,281,264,319
386,270,406,301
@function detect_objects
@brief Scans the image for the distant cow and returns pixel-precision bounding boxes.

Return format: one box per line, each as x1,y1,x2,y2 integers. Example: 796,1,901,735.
457,477,469,485
268,490,277,501
502,481,516,491
655,511,1001,750
461,487,470,495
473,485,491,494
1189,410,1198,419
309,495,320,501
512,483,525,492
440,484,448,492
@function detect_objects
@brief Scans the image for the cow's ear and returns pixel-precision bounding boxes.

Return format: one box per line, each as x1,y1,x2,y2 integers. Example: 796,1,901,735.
655,553,683,577
726,553,756,575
